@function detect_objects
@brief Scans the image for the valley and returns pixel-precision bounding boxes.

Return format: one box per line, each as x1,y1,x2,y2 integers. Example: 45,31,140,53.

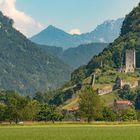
0,0,140,128
0,1,140,140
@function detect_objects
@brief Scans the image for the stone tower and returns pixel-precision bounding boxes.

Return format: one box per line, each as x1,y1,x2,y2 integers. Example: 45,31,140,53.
125,49,136,73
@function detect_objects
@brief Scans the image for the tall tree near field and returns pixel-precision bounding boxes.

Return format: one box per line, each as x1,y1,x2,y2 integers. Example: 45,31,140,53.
24,100,40,121
79,86,101,122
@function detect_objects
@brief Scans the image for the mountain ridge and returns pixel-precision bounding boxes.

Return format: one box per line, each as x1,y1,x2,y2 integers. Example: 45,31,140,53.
31,18,124,49
42,43,108,69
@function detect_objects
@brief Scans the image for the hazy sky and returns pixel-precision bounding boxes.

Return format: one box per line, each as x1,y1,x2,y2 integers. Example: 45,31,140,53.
0,0,139,37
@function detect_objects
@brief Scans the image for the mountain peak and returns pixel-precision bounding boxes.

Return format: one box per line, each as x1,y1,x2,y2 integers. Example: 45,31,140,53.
40,25,68,35
47,25,57,30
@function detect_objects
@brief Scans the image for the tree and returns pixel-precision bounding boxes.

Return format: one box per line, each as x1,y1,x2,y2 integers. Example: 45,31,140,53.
121,108,137,121
4,91,29,124
135,89,140,110
0,103,6,123
47,105,63,123
118,85,136,101
113,48,123,68
24,100,40,121
79,86,101,123
102,107,117,121
37,105,63,123
71,66,86,84
36,104,49,122
33,92,44,103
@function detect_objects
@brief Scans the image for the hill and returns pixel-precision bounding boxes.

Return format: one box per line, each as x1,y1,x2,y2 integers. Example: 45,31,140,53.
50,3,140,108
30,18,123,49
0,11,72,94
43,43,108,69
70,3,140,82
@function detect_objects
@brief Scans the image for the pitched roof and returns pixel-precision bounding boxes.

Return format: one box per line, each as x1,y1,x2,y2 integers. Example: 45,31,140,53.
115,100,132,106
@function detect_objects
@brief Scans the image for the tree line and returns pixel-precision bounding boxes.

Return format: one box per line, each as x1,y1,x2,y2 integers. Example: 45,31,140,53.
78,86,140,122
0,90,63,124
1,85,140,124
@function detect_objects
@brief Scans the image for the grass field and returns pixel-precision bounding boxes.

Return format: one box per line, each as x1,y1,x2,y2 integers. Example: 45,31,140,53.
1,124,140,140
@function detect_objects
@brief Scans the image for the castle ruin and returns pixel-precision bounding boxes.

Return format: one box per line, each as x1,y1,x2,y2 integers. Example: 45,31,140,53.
125,49,136,73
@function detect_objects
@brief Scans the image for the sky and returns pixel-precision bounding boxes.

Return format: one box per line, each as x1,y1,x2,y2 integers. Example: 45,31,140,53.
0,0,139,37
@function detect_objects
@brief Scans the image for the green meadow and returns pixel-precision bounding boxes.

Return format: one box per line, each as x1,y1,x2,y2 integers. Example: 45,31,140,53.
0,124,140,140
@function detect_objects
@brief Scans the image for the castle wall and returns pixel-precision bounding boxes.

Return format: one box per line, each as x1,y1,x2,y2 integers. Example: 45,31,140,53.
97,87,113,95
120,80,138,89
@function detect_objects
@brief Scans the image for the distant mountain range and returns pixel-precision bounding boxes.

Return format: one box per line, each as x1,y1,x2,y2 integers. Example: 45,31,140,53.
0,11,71,94
43,43,108,69
31,18,124,49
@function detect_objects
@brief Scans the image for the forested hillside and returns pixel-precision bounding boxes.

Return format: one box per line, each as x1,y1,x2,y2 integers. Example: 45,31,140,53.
72,3,140,82
0,12,71,94
43,43,108,69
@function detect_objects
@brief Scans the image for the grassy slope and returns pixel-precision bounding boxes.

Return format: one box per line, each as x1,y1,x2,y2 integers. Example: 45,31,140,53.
1,125,140,140
62,92,119,110
62,69,139,110
62,97,79,110
100,92,119,106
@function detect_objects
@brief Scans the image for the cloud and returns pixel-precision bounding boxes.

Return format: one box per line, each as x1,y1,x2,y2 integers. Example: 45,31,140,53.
99,38,105,43
0,0,44,37
69,28,81,35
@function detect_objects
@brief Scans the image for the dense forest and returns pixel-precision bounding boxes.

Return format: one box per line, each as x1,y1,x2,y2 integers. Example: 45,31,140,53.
0,11,72,94
43,43,108,69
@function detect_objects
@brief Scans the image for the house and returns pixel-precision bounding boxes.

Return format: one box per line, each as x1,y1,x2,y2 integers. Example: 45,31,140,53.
114,100,133,112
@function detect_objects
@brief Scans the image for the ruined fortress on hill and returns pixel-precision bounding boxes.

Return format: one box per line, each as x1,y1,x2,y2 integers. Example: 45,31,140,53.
119,49,136,73
94,49,140,95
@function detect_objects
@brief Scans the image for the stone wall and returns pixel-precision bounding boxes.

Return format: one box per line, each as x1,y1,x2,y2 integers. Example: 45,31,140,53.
97,86,113,95
115,77,138,89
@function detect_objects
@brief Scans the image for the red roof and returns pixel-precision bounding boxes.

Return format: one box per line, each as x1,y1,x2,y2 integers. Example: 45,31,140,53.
115,100,132,106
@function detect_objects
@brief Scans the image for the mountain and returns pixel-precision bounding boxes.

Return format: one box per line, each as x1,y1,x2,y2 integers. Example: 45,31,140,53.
43,43,108,69
81,18,124,43
30,18,124,49
0,11,72,94
31,25,78,49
